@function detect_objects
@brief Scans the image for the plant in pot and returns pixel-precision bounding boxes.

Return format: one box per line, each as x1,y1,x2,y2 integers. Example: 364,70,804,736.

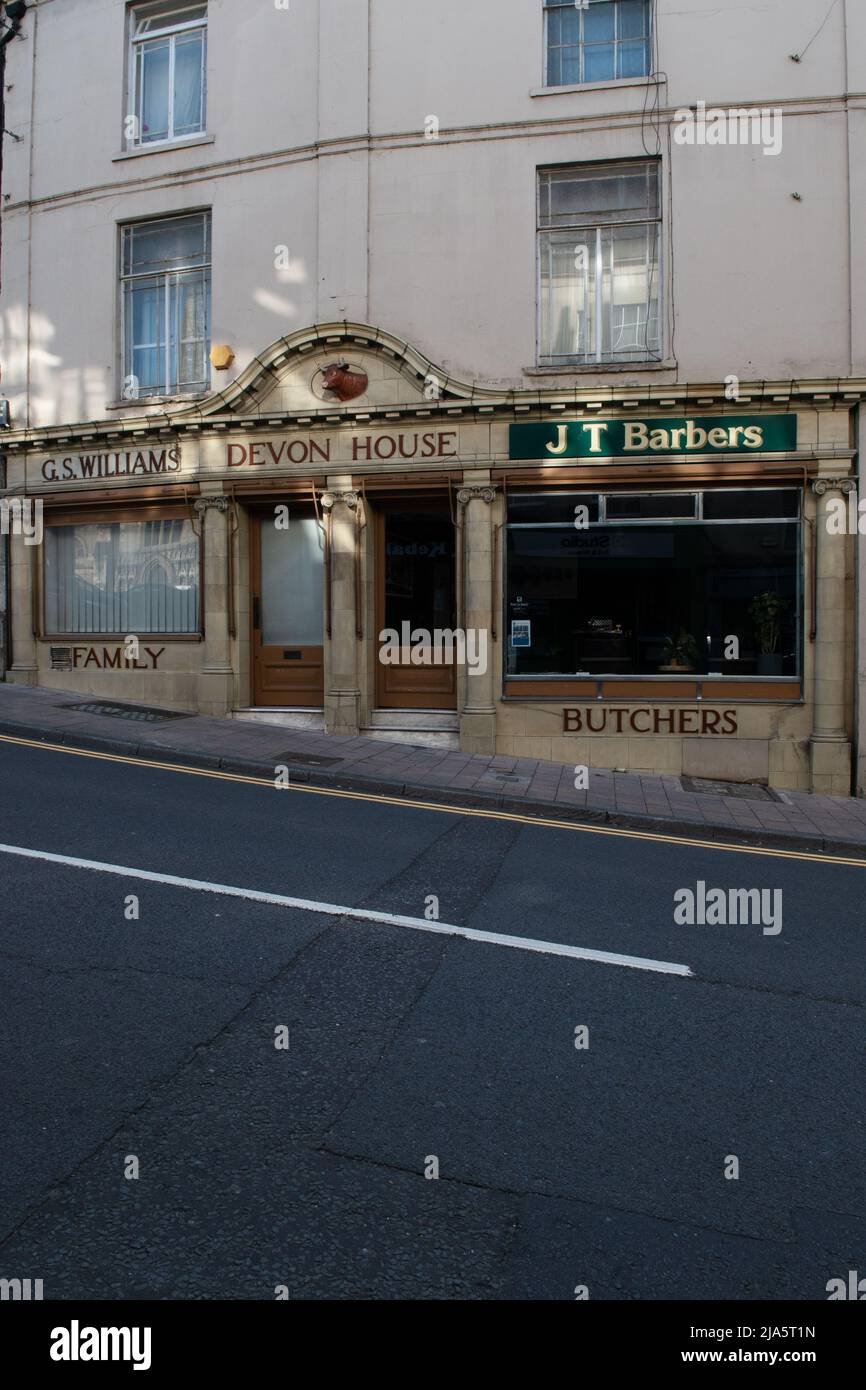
661,629,700,672
749,592,787,675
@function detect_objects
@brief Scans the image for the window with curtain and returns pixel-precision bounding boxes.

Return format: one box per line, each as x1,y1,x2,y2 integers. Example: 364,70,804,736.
129,1,207,147
45,518,201,635
121,212,211,398
544,0,652,87
538,161,661,366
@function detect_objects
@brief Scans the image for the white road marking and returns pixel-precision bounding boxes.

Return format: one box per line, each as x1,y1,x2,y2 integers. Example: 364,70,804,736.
0,842,693,978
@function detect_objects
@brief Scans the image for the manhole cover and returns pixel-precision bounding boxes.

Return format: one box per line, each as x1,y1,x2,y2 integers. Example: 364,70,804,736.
63,701,194,724
276,750,343,767
681,776,779,802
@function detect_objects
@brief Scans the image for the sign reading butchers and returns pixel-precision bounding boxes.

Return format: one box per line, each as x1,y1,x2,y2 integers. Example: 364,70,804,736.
564,707,739,734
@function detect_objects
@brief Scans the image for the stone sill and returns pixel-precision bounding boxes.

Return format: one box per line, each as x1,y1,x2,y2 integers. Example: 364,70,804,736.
112,135,215,162
525,359,677,378
41,634,204,644
529,77,663,99
104,394,209,411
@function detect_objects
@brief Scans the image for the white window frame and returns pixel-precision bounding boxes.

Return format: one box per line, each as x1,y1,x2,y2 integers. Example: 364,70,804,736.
536,160,664,368
126,2,208,150
543,0,652,90
119,210,212,400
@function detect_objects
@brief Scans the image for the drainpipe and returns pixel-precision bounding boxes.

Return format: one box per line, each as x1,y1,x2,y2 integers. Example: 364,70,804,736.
842,0,860,795
0,2,27,292
0,4,27,679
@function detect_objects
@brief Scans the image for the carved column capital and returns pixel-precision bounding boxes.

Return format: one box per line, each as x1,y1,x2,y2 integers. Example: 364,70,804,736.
456,486,496,506
193,495,230,514
320,489,359,512
811,477,856,496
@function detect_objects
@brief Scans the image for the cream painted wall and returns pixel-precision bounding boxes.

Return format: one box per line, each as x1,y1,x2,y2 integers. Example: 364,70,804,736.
0,0,862,427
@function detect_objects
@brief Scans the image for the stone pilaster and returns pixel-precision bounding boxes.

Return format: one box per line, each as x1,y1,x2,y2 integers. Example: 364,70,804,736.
194,494,235,716
7,529,38,686
321,481,361,736
457,483,496,755
810,477,854,793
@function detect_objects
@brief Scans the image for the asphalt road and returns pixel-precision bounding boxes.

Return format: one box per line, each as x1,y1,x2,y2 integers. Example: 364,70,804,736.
0,736,863,1300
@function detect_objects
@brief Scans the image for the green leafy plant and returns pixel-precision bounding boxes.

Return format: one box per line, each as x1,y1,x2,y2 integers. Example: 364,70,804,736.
663,629,700,668
749,592,787,654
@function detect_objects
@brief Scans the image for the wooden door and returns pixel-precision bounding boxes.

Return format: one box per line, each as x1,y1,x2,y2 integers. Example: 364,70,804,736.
252,509,325,706
376,506,457,709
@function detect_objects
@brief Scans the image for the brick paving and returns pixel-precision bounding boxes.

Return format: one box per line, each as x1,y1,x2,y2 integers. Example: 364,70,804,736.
1,682,865,854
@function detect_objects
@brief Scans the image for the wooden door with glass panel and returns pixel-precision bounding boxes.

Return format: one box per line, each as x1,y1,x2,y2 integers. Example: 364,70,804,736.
252,508,324,706
376,506,457,709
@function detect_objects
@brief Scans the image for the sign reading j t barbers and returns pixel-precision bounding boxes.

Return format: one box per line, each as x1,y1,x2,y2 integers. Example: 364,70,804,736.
509,415,797,461
27,415,799,486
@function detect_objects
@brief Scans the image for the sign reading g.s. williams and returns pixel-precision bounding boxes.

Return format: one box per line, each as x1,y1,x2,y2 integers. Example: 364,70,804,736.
41,448,181,481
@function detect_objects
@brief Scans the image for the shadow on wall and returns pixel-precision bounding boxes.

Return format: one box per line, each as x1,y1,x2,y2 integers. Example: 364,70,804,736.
0,252,314,428
0,303,110,429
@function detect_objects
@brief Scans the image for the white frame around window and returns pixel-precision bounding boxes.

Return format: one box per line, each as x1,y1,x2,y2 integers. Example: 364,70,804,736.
536,161,663,367
120,211,212,399
127,2,207,149
543,0,652,90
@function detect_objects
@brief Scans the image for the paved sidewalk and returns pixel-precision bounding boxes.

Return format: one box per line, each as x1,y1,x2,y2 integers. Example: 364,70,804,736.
2,682,866,856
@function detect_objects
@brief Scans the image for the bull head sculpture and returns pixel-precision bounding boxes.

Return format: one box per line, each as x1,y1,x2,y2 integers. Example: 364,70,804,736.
320,362,368,402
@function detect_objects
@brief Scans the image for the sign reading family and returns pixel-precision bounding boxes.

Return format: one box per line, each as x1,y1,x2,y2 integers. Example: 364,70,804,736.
509,416,797,461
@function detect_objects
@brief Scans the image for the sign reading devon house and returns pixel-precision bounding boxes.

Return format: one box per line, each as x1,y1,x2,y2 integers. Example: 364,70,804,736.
510,415,797,460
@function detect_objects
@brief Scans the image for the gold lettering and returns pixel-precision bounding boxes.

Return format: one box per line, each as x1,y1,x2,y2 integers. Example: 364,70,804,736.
623,422,648,451
581,423,609,455
546,424,570,455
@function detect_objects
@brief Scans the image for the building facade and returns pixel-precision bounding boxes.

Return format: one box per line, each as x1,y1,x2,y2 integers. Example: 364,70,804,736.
1,0,865,793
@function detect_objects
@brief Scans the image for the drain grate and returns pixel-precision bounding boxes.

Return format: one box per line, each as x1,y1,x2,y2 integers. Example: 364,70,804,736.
276,749,343,768
681,776,780,803
63,701,194,724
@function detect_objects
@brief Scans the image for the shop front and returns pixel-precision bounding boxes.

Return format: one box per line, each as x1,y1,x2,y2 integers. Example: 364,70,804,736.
1,324,858,793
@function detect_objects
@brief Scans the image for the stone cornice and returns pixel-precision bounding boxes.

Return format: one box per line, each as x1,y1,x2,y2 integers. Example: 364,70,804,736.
6,91,865,221
2,322,865,452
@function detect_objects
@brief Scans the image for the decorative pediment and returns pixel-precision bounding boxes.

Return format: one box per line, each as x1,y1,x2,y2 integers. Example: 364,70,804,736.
172,321,500,422
5,314,866,454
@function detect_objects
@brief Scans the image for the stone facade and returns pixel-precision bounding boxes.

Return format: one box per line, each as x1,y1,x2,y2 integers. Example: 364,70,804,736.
0,2,864,794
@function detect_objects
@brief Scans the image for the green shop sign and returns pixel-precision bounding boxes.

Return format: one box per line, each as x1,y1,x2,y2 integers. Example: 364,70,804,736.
509,415,797,461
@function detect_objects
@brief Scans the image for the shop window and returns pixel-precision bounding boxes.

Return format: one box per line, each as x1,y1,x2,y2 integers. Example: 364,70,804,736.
702,489,800,520
544,0,652,88
45,518,200,635
120,212,211,399
506,489,801,678
606,493,695,520
507,493,600,525
538,161,661,366
128,2,207,148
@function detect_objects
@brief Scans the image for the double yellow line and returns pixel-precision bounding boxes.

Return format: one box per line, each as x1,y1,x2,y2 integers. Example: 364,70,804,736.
1,731,862,868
